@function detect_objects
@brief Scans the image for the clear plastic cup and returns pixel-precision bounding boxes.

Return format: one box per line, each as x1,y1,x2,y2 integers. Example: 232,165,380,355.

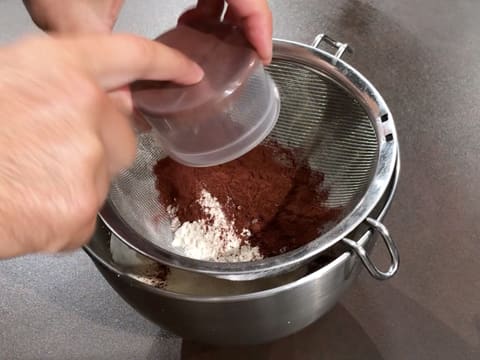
131,22,280,167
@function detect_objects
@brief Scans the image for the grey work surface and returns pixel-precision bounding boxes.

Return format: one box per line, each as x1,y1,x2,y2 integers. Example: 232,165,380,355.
0,0,479,359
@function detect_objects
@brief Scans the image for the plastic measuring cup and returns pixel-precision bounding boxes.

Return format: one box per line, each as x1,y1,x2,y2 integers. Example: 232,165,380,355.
131,21,280,167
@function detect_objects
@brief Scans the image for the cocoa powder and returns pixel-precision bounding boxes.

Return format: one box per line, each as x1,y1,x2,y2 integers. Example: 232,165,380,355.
153,143,342,258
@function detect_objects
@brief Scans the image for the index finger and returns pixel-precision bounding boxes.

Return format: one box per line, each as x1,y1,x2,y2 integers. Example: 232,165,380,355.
225,0,273,64
58,34,205,90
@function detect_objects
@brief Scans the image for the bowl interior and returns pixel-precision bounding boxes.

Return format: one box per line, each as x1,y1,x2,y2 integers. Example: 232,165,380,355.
87,220,349,297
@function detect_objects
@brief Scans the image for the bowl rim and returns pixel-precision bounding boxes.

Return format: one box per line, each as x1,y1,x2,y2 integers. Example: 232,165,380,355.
85,235,361,303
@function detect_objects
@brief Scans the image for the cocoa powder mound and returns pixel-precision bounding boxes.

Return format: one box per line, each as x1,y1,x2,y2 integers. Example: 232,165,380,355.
153,143,342,258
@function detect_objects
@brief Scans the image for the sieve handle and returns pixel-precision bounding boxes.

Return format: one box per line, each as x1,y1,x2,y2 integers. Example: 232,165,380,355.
311,34,352,59
342,218,399,280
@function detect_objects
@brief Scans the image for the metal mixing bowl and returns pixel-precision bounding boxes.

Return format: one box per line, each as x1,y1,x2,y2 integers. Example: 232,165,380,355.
84,33,400,344
84,154,399,345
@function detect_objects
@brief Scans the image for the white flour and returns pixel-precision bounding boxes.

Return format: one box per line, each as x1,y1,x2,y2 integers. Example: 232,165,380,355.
168,189,262,262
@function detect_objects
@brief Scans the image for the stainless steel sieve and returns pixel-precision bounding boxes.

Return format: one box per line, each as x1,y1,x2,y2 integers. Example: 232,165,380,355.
100,33,399,281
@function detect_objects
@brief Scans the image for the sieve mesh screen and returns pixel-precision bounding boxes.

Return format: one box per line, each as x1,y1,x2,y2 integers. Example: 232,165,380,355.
106,58,378,257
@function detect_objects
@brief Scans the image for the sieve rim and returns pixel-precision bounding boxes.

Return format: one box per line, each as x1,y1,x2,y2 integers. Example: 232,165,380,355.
100,37,398,280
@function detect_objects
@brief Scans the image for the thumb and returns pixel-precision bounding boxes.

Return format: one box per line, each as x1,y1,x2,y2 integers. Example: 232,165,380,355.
57,33,204,90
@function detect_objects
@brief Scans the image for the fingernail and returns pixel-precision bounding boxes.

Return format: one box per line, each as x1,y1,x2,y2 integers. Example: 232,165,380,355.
132,109,151,133
192,63,205,82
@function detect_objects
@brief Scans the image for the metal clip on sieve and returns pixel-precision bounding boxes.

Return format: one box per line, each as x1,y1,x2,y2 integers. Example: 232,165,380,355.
312,34,352,59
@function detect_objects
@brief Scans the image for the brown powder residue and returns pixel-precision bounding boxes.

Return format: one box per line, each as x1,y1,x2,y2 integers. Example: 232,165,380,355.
153,143,342,257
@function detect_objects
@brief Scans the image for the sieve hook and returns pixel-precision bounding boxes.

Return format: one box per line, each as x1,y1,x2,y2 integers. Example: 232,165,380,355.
312,34,352,59
342,218,399,280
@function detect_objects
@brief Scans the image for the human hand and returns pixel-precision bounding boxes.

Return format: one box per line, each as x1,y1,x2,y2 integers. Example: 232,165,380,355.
178,0,273,64
0,34,203,258
22,0,150,132
23,0,124,33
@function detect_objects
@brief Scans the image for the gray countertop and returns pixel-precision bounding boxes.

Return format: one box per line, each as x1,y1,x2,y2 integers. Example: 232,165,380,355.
1,0,479,359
